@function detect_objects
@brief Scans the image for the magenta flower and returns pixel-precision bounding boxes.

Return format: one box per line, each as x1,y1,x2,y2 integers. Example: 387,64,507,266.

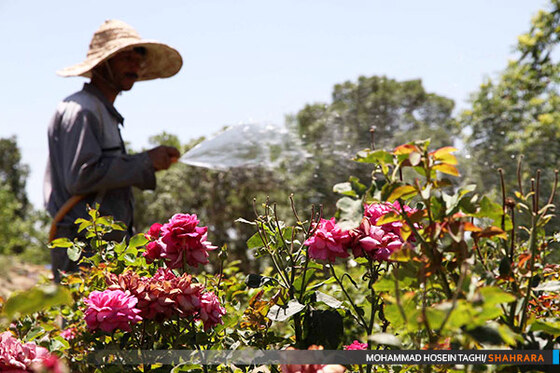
84,290,142,333
350,201,418,261
159,213,217,268
142,240,163,263
0,331,51,371
364,201,417,237
343,340,368,350
304,218,351,262
198,292,226,330
146,223,163,240
356,221,403,261
60,327,77,341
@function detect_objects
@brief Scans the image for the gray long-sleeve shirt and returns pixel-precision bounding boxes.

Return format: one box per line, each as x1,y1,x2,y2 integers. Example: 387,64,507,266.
44,83,156,234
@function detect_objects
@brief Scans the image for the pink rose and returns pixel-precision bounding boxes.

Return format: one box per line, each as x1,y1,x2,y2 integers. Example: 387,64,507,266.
304,218,351,262
146,223,163,240
84,290,142,333
159,214,217,268
343,340,368,350
198,292,226,331
0,331,53,372
142,240,163,263
60,327,77,341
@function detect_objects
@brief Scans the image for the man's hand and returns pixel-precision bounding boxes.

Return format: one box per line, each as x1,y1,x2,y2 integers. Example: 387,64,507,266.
147,145,181,171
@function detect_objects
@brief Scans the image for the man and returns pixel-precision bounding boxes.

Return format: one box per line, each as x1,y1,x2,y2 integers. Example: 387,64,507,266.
44,19,182,282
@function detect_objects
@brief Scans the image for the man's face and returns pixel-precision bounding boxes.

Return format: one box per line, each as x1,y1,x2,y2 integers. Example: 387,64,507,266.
107,49,145,91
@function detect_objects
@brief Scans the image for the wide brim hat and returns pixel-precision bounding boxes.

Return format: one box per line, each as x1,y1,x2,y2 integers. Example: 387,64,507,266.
57,19,182,81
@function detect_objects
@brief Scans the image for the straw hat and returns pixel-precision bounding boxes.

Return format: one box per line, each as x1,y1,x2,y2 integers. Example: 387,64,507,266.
57,19,182,81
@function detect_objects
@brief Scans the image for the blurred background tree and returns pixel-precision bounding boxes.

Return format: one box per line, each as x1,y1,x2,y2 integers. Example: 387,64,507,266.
0,136,48,262
460,0,560,197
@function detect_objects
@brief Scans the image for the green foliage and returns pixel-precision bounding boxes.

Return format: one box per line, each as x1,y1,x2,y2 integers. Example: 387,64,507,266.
460,0,560,204
0,136,48,261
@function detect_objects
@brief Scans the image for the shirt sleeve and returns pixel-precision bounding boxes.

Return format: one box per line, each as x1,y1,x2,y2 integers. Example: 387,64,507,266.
61,109,156,195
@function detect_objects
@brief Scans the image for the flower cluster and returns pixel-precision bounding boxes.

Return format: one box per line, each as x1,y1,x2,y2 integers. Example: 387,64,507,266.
84,290,142,333
351,201,417,261
343,340,368,350
106,268,226,330
305,202,417,262
143,214,217,269
0,331,64,372
303,218,351,262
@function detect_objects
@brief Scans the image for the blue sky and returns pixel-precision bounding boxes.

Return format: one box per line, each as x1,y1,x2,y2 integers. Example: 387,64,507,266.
0,0,549,208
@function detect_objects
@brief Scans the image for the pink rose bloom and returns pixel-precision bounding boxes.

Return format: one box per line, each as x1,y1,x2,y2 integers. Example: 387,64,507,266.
364,201,416,237
173,275,203,317
60,327,76,341
343,340,368,350
146,223,163,240
304,218,351,262
84,290,142,333
357,222,403,261
0,331,51,371
159,214,217,268
198,292,226,330
142,240,163,263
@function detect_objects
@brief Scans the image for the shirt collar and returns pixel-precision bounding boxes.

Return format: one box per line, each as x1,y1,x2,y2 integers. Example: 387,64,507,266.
83,83,125,125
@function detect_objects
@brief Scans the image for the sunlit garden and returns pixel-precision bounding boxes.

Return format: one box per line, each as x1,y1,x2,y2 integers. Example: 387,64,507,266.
3,1,560,372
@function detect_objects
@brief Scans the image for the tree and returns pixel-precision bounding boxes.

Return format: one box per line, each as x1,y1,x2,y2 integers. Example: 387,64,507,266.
0,137,48,261
460,0,560,196
0,136,30,216
287,76,458,217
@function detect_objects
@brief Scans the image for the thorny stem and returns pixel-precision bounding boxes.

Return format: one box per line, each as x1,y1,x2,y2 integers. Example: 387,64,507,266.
330,265,369,329
509,205,516,262
498,168,506,232
393,265,408,330
517,155,524,196
289,194,306,234
421,274,435,343
519,211,539,331
253,205,290,289
436,262,467,335
546,170,559,206
298,250,311,304
519,175,540,331
536,170,541,213
531,178,536,214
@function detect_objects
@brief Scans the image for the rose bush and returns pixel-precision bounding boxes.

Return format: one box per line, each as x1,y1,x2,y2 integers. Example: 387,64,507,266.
1,139,560,373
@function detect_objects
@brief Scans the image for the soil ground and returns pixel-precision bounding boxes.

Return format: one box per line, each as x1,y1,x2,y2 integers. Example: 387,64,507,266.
0,259,52,299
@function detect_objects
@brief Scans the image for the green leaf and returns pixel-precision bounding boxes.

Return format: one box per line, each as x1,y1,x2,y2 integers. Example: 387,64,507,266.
333,182,358,198
336,197,363,230
530,320,560,336
387,185,417,202
368,333,401,347
48,238,73,249
373,278,395,292
354,149,393,164
247,232,264,249
268,299,306,322
478,286,516,305
315,291,343,308
3,285,73,320
67,245,82,261
50,335,70,351
128,233,148,249
533,281,560,292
